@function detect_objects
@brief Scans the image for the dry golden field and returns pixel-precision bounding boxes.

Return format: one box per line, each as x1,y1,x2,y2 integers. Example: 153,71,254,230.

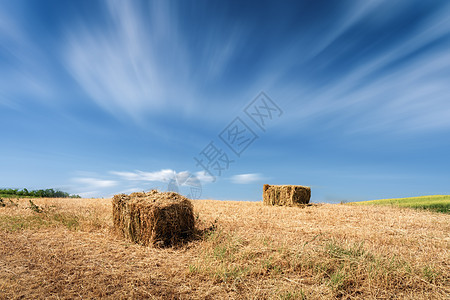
0,197,449,299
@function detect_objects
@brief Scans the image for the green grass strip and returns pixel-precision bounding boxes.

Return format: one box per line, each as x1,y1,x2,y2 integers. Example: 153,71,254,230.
350,195,450,213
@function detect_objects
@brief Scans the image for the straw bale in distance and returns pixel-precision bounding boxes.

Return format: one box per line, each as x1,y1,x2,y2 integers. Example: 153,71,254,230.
263,184,311,206
112,190,195,247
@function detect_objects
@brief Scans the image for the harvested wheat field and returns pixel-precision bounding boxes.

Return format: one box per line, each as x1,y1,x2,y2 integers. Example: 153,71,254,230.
0,197,449,299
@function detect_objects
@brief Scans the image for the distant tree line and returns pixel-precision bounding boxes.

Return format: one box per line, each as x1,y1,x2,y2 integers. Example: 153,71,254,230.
0,188,81,198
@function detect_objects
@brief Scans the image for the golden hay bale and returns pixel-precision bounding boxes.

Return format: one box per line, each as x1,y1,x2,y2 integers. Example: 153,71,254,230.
263,184,311,206
112,190,195,247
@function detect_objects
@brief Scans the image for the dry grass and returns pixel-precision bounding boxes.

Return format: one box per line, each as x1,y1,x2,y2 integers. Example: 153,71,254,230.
0,198,449,299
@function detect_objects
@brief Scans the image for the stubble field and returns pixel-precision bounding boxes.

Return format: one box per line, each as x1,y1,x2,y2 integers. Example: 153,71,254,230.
0,197,449,299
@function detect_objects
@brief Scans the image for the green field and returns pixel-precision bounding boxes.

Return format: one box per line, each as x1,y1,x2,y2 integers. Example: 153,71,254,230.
350,195,450,213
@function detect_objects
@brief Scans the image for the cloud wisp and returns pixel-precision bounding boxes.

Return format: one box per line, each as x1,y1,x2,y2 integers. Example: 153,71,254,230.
230,173,265,184
111,169,215,184
277,1,450,135
73,177,117,188
71,177,118,198
69,168,218,198
110,169,176,182
63,0,197,122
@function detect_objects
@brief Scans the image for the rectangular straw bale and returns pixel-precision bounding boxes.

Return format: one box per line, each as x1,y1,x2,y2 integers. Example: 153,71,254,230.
112,190,195,247
263,184,311,206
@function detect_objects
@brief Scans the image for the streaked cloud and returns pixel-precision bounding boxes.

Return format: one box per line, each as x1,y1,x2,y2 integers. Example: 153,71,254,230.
111,168,213,185
70,177,118,198
111,169,176,182
230,173,265,184
68,169,207,198
195,171,216,183
73,177,118,188
275,0,450,135
63,0,194,122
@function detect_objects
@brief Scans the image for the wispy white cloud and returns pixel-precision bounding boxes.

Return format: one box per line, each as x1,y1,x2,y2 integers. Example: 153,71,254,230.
76,191,102,198
111,169,176,182
116,187,147,195
63,0,196,122
69,169,206,198
70,177,118,198
306,0,385,61
194,171,216,183
0,4,27,45
111,169,214,185
73,177,118,188
276,1,450,135
230,173,265,184
0,4,64,108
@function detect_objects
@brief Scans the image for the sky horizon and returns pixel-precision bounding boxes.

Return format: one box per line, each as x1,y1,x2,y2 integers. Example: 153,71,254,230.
1,0,450,202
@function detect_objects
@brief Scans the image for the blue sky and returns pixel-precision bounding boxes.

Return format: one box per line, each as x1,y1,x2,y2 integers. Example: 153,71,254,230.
1,0,450,202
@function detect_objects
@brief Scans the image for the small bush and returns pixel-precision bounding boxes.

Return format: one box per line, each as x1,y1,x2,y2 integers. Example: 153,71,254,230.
29,200,43,213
